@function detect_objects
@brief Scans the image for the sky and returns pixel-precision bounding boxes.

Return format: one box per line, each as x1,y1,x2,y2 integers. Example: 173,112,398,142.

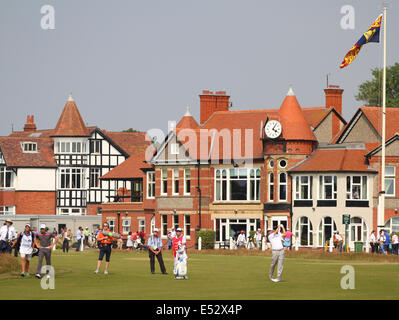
0,0,397,138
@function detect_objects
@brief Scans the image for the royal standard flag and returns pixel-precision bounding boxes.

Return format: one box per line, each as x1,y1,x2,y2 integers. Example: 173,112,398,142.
340,14,382,69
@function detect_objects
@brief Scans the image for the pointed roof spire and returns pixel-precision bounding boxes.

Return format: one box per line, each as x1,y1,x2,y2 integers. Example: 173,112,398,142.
278,87,316,141
185,106,191,116
51,94,89,137
176,106,199,130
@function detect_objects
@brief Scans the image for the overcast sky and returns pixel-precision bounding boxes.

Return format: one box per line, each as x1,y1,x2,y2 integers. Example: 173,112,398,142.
0,0,397,137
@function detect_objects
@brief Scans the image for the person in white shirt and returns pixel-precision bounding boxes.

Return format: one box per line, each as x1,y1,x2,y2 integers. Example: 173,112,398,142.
369,230,378,253
0,218,17,254
392,233,399,255
254,229,263,249
236,230,246,249
268,224,286,282
11,224,36,277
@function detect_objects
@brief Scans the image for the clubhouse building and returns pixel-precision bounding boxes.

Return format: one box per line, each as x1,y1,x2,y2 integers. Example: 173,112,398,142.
1,86,399,249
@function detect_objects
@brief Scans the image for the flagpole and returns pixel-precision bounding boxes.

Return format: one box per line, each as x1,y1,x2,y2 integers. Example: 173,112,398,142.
379,5,387,232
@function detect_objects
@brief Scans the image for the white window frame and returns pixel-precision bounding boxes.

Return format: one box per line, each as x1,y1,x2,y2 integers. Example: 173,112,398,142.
318,175,337,200
21,142,38,153
146,171,155,199
278,172,287,202
173,214,179,230
161,169,168,195
172,169,179,195
171,143,179,155
90,140,101,154
161,214,168,238
184,168,191,195
268,172,274,202
138,218,145,232
122,219,130,234
184,214,191,239
385,166,395,197
56,140,87,154
0,167,15,189
58,168,85,189
317,216,337,247
346,175,368,200
0,205,15,215
294,216,314,247
108,219,115,232
89,168,101,189
278,159,287,169
294,175,313,200
150,216,155,235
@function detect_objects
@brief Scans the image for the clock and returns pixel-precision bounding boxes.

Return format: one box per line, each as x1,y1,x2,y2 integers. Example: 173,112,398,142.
264,120,282,139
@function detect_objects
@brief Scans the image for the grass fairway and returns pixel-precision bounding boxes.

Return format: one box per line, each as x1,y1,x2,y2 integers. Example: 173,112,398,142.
1,249,399,300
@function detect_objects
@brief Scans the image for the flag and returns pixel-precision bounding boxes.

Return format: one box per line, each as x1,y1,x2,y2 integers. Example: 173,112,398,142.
340,14,382,69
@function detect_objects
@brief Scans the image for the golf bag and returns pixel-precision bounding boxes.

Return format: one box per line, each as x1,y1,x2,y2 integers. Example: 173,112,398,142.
174,244,188,280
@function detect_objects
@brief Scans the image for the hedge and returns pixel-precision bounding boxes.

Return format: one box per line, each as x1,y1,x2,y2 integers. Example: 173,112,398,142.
196,229,216,249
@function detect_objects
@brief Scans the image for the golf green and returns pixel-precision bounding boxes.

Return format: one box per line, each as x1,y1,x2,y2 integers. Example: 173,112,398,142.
1,249,398,300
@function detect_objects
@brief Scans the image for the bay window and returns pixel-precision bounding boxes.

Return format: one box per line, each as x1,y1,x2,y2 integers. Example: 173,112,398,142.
0,167,15,189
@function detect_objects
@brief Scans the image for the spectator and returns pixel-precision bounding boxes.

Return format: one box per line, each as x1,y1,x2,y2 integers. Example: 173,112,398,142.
83,227,90,247
334,231,344,252
237,230,246,249
0,218,16,254
126,231,134,250
76,227,84,252
254,229,262,249
283,228,293,251
62,229,72,253
392,233,399,255
384,230,391,254
370,230,378,253
379,230,386,255
147,228,167,274
167,230,173,250
94,222,116,275
52,228,58,236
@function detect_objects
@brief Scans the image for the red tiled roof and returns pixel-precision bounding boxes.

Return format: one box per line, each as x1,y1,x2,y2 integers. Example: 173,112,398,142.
101,152,153,180
176,115,199,130
52,99,90,137
360,106,399,139
289,148,377,173
302,107,330,129
0,137,57,168
104,131,153,156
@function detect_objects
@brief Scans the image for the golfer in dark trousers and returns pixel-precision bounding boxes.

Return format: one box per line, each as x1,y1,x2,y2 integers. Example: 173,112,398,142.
34,224,58,279
147,228,167,274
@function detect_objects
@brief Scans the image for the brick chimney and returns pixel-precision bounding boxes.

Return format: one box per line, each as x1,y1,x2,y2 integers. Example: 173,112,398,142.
324,85,344,139
24,115,37,132
199,90,230,124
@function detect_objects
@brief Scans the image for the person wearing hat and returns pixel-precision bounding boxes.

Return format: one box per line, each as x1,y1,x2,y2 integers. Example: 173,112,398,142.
0,218,16,254
254,228,263,249
147,228,167,274
34,224,58,279
172,227,186,268
267,224,286,282
237,230,247,249
11,224,36,276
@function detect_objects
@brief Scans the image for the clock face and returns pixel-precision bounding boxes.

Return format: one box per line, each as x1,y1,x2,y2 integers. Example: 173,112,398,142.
265,120,282,139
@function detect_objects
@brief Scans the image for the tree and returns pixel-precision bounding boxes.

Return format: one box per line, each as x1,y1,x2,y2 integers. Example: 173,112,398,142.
355,62,399,107
123,128,139,132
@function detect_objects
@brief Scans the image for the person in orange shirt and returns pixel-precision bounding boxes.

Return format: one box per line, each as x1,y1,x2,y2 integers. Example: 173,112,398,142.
94,222,115,275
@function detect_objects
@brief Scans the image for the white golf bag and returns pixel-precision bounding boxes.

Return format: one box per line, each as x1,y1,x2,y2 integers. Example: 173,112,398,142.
174,244,188,280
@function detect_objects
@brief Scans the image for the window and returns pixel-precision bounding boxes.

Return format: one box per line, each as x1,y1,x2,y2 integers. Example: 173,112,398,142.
279,172,287,201
21,142,37,153
173,214,179,230
269,159,274,168
90,140,101,154
131,180,143,202
184,215,191,237
249,168,261,201
295,176,313,200
279,159,287,168
229,168,248,200
0,167,15,189
146,171,155,199
122,219,130,234
184,169,191,195
384,217,399,234
171,143,179,155
172,169,179,195
90,168,100,188
108,220,115,232
59,168,85,189
150,216,155,235
215,169,228,201
161,169,168,195
385,166,395,197
346,176,367,200
294,216,313,246
57,141,86,154
162,215,168,236
349,217,368,242
319,176,337,199
138,219,145,232
0,206,15,215
317,217,337,246
269,172,274,201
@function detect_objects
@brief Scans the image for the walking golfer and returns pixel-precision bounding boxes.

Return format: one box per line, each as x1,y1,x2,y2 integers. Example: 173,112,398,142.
34,224,58,279
268,224,286,282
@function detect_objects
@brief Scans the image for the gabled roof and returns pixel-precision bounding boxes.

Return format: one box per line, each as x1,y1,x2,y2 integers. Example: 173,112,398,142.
103,131,153,157
366,133,399,157
302,107,347,130
0,137,57,168
289,147,377,173
51,95,90,137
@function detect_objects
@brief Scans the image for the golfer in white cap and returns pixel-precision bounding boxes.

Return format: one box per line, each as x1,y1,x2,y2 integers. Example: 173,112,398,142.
147,228,167,274
0,218,16,253
34,224,58,279
267,224,286,282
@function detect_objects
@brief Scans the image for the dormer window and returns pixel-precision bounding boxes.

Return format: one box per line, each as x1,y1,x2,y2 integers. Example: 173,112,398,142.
21,142,37,153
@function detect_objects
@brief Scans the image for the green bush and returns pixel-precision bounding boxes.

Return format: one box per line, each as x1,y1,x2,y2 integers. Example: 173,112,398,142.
249,230,256,242
196,230,216,249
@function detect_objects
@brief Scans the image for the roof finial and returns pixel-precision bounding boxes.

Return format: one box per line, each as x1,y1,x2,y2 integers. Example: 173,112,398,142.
287,85,295,96
185,106,191,116
68,92,74,101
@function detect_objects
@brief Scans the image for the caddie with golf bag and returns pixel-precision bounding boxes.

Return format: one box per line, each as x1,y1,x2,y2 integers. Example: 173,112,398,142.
174,243,188,280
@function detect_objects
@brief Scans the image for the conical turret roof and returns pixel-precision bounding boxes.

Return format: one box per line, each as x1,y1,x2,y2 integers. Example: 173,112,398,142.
51,94,90,137
176,106,199,130
278,87,317,141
